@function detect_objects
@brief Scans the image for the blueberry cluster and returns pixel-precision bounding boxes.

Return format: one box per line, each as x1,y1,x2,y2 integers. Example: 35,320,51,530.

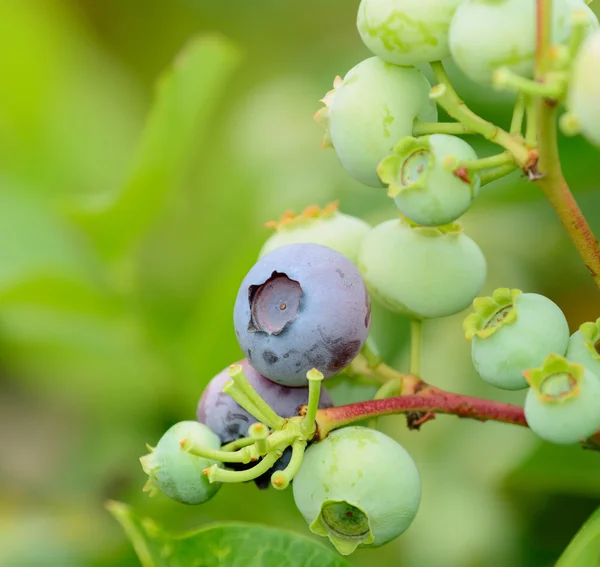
464,289,600,444
138,0,600,557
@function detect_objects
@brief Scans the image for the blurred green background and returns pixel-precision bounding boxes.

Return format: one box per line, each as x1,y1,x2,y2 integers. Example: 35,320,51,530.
2,1,600,566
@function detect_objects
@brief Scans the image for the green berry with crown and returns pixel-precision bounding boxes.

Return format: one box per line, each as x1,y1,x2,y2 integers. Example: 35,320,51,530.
464,289,570,390
566,317,600,377
315,57,437,188
260,202,370,263
292,426,421,555
140,421,222,505
378,134,480,226
524,354,600,445
358,217,486,318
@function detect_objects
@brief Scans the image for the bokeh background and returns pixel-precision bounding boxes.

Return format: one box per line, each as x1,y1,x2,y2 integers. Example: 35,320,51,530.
2,1,600,566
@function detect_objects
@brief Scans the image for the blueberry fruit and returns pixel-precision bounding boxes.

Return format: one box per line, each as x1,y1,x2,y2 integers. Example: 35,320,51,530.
464,289,570,390
234,243,371,386
197,359,334,444
140,421,222,505
524,354,600,445
315,57,437,187
260,202,370,264
292,426,421,555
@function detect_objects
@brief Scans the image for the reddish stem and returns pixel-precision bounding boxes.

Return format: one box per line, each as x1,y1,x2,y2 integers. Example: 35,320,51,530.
315,386,527,438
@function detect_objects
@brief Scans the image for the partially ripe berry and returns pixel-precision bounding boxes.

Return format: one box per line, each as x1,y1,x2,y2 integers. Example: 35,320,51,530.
567,32,600,146
140,421,221,505
234,243,371,386
292,426,421,555
524,354,600,445
449,0,573,85
197,359,334,443
357,0,464,65
260,202,370,264
357,218,486,318
464,289,570,390
315,57,437,187
566,318,600,377
378,134,480,226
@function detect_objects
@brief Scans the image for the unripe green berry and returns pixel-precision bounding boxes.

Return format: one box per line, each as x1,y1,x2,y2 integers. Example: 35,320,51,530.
567,32,600,146
464,289,570,390
315,57,437,187
524,354,600,445
378,134,480,226
140,421,222,505
292,426,421,555
358,218,486,318
449,0,574,85
566,317,600,376
260,202,370,263
357,0,464,65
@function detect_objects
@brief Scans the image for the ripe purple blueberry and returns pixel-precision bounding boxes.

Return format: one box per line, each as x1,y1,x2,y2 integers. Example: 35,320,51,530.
197,359,334,444
234,243,371,386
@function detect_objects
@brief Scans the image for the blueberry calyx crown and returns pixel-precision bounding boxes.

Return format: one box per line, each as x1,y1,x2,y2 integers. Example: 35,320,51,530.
139,446,159,496
264,201,339,231
378,136,434,198
310,499,374,556
463,288,522,341
247,271,302,335
578,317,600,360
314,76,343,149
523,353,584,403
398,214,463,238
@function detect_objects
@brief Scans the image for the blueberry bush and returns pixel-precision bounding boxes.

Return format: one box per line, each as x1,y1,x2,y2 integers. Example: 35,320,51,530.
4,1,600,566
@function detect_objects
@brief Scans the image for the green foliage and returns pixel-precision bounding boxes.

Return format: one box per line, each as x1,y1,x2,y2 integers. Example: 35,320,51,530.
107,501,352,567
556,506,600,567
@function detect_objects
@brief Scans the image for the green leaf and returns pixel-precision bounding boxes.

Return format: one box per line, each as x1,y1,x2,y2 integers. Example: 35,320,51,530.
73,35,240,259
107,501,353,567
556,506,600,567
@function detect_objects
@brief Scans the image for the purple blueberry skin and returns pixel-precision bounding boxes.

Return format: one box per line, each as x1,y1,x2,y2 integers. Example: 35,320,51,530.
197,359,334,444
233,243,371,386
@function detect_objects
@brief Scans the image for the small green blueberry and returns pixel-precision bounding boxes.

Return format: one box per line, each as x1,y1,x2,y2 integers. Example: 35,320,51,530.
140,421,222,505
315,57,437,187
357,218,486,319
378,134,480,226
524,354,600,445
566,317,600,376
292,426,421,555
464,289,570,390
357,0,464,65
566,32,600,146
449,0,574,85
259,202,371,263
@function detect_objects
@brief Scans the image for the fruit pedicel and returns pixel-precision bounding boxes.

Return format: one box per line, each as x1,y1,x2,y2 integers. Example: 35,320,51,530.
139,0,600,557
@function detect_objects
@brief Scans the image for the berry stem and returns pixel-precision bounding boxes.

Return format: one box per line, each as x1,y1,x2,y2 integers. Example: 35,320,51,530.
204,451,281,484
534,102,600,288
315,386,528,438
480,164,518,186
271,439,307,490
459,152,515,172
510,93,526,135
525,96,538,146
536,0,552,78
301,369,324,437
222,380,274,427
183,440,255,464
410,319,422,376
429,61,533,170
228,365,286,430
412,121,474,136
493,68,564,99
221,437,255,452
